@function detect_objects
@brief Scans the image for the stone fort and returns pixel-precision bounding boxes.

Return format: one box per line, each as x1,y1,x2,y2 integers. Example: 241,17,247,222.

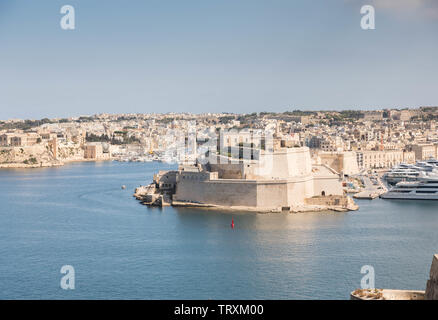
154,146,347,211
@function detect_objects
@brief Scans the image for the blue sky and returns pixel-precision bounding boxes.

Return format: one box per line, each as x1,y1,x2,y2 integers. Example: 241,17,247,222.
0,0,438,119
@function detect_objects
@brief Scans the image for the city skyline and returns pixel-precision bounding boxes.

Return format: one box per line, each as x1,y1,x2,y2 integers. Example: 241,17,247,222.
1,106,437,122
1,0,438,119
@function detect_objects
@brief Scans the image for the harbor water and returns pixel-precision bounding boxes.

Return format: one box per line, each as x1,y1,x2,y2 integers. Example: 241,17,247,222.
1,161,438,299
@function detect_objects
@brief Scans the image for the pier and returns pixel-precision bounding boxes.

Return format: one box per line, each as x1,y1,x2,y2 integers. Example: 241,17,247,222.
353,174,387,200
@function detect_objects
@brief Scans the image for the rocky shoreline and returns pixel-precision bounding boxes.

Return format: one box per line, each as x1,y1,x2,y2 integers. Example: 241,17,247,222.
0,158,113,169
0,162,63,168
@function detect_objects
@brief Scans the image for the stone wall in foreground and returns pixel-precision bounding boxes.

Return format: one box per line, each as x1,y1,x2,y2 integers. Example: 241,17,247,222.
426,254,438,300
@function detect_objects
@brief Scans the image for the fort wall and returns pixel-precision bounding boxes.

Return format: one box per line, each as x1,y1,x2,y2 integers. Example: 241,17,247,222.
174,179,258,207
170,147,348,210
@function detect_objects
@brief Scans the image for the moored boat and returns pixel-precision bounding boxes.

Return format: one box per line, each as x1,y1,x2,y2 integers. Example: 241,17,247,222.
380,176,438,200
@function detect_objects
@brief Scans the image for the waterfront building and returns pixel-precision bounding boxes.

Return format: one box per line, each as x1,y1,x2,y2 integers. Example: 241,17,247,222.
306,135,323,149
320,137,344,152
356,150,406,169
363,111,384,121
219,129,264,148
84,143,105,159
409,144,438,161
1,133,41,147
0,133,10,146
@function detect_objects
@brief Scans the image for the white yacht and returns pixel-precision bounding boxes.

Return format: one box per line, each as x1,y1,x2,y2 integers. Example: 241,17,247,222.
414,161,435,172
425,159,438,167
381,177,438,200
383,161,438,184
383,167,422,184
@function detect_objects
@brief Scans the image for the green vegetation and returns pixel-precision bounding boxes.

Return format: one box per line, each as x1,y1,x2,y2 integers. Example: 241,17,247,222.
283,110,317,116
86,133,111,143
77,116,93,122
339,110,364,120
320,110,365,125
116,116,138,121
416,113,438,121
259,112,276,117
0,118,53,131
85,132,141,145
420,107,438,113
155,116,198,124
218,116,235,124
235,113,259,126
23,157,38,165
0,116,95,130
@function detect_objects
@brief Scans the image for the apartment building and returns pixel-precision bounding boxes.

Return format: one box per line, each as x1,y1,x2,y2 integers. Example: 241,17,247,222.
408,144,437,160
356,150,405,169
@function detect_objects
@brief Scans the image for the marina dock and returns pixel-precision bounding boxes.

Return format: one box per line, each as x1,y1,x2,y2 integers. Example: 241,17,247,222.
353,174,387,200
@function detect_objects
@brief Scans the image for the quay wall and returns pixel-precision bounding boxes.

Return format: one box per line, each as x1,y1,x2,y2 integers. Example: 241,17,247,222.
174,179,258,207
255,177,314,207
255,182,288,208
174,175,317,208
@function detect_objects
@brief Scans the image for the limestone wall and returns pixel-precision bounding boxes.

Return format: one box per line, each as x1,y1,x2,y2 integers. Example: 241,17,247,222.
209,163,245,179
318,151,359,176
174,176,317,208
57,144,84,160
174,179,258,207
256,182,288,208
0,145,56,166
305,195,348,207
255,177,314,207
313,176,343,196
251,147,312,179
343,152,360,175
287,177,315,204
318,154,341,174
426,254,438,300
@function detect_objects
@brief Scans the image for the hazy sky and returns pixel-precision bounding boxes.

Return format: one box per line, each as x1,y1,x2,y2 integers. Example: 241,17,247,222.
1,0,438,119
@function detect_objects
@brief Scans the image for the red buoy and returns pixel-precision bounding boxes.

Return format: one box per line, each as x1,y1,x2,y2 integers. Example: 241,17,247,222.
231,218,234,229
